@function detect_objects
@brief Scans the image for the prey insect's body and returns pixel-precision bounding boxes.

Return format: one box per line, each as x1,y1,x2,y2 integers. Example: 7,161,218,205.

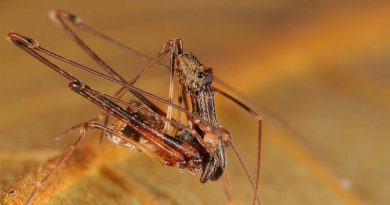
7,10,263,205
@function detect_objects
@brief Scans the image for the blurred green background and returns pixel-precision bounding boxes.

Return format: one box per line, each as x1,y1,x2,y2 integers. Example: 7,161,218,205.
0,1,389,205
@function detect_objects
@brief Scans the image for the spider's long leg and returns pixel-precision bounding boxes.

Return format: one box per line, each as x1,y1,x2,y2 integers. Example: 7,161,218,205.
164,39,183,132
7,32,224,146
50,10,181,118
215,78,305,141
173,83,190,136
49,9,167,115
213,87,262,205
49,10,189,134
222,173,235,205
49,9,170,70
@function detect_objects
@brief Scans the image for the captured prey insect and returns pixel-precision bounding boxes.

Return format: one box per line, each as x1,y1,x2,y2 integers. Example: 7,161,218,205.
7,10,263,205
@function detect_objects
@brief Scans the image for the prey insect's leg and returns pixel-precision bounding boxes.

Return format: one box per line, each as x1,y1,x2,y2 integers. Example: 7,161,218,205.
24,123,89,205
172,85,188,135
55,112,107,141
213,87,263,205
100,113,110,143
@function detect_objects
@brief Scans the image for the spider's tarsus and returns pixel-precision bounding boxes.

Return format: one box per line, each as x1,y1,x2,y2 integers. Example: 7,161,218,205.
7,32,39,48
49,9,82,25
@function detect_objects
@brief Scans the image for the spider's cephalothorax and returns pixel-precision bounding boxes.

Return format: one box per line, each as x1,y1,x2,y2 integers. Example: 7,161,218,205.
175,53,214,94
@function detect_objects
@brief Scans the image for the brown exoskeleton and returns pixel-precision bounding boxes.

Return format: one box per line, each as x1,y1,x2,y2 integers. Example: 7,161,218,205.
7,9,263,205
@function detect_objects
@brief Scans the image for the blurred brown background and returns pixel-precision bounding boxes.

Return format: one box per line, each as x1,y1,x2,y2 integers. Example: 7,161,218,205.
0,1,389,205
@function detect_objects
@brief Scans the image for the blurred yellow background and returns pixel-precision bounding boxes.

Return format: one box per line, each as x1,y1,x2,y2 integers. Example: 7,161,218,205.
0,1,389,205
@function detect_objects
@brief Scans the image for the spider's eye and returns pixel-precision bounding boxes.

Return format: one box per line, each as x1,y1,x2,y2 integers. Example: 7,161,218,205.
197,72,205,78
